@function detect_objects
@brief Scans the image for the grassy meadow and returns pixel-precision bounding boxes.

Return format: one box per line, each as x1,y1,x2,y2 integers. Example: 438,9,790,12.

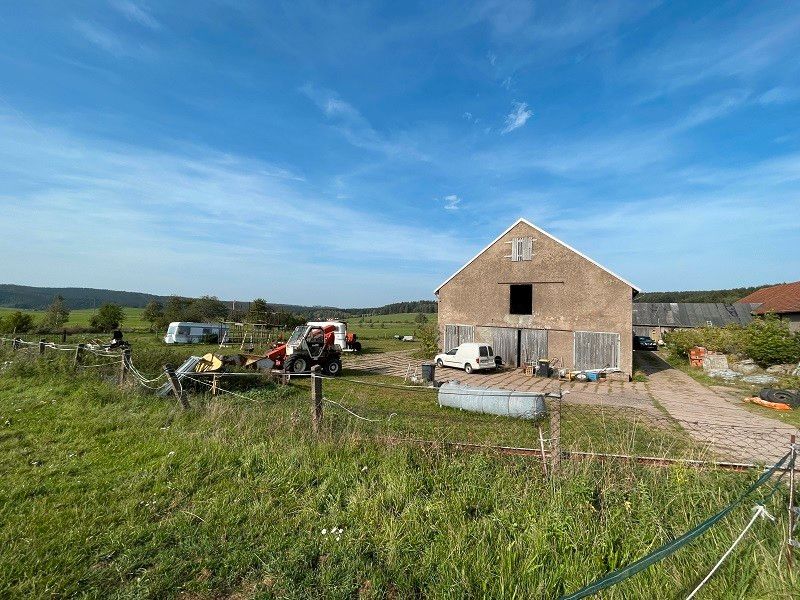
0,343,797,598
0,306,149,330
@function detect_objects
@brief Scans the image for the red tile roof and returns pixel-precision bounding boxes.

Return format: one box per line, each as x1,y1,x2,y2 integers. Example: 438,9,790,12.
739,281,800,314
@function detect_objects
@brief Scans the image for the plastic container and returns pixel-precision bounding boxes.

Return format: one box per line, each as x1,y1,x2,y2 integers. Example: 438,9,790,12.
586,371,600,382
421,362,436,383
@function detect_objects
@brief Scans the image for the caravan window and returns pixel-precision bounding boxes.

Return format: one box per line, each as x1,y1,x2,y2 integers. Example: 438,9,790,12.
177,326,190,335
202,328,212,335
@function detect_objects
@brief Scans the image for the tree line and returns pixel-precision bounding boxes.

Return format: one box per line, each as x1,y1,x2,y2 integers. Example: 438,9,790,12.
141,296,304,330
634,284,778,304
0,295,125,334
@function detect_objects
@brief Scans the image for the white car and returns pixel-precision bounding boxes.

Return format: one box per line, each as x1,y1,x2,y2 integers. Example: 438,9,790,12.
434,342,497,374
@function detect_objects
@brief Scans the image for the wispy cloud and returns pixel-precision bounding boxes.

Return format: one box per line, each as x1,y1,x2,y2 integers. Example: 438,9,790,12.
501,101,532,134
300,83,427,160
0,113,460,304
442,194,461,210
72,18,152,58
757,86,800,106
112,1,160,30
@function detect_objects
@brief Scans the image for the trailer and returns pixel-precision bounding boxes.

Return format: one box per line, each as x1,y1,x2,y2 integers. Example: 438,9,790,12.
163,322,229,344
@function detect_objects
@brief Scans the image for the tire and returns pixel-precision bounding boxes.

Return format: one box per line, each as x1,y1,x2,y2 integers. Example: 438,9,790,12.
436,358,444,367
352,341,362,352
324,359,342,376
464,363,473,374
760,388,800,407
286,355,309,373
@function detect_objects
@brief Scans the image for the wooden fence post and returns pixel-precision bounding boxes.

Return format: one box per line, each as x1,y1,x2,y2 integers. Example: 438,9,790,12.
119,348,131,386
73,343,85,367
548,393,562,473
39,339,46,356
12,338,21,351
164,364,190,409
311,365,323,435
61,329,67,343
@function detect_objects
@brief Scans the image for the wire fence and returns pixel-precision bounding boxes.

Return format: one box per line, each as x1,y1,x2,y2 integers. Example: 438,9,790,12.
1,335,798,471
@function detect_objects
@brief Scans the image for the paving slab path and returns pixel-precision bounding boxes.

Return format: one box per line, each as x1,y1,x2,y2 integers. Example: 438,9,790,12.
636,351,798,464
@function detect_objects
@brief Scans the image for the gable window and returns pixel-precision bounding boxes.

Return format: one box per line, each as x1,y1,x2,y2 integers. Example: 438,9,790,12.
510,236,534,261
510,284,533,315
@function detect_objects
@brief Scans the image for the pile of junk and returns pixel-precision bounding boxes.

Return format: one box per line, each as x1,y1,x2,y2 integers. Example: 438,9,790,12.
524,358,628,382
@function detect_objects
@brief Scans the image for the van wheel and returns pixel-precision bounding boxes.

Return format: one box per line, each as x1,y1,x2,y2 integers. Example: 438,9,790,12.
464,363,473,374
436,359,444,367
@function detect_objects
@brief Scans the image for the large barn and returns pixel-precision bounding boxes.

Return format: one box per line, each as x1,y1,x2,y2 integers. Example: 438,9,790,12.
435,218,639,376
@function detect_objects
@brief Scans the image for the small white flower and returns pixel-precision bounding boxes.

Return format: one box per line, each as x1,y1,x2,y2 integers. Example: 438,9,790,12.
168,451,175,457
336,536,341,542
321,528,327,535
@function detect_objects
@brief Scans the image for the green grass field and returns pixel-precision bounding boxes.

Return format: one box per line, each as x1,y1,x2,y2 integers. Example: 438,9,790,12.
0,306,149,329
0,343,797,598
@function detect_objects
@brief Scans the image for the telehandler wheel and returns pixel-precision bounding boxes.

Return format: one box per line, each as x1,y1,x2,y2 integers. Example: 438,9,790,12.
286,356,309,374
324,359,342,376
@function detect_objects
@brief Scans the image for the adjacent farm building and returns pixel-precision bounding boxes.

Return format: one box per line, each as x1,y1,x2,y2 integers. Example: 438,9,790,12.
632,302,755,341
739,280,800,332
435,218,639,376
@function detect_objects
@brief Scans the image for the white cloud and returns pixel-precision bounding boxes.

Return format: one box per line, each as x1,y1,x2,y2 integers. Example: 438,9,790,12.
443,194,461,210
299,83,427,160
72,18,152,58
0,113,463,304
501,76,513,90
112,1,160,30
501,101,533,134
758,86,800,106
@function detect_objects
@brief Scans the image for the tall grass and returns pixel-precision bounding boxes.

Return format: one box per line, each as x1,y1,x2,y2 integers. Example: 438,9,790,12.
0,348,797,598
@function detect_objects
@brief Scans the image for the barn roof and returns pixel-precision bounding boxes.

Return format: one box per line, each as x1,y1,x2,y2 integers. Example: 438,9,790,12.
434,218,640,294
739,281,800,314
632,303,757,328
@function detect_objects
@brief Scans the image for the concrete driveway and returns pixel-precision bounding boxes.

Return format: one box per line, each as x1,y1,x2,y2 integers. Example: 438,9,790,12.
345,349,799,464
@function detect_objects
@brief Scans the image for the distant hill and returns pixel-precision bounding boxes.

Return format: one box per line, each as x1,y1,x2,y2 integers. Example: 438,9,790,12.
634,284,781,304
0,284,437,316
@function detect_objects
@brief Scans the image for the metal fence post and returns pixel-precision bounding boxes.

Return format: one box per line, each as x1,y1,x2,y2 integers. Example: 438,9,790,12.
789,434,797,572
549,393,562,473
164,364,189,409
311,365,323,435
39,339,46,356
73,343,85,367
12,337,21,351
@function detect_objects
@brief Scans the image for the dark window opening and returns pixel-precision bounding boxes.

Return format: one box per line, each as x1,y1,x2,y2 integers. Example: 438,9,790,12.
510,284,533,315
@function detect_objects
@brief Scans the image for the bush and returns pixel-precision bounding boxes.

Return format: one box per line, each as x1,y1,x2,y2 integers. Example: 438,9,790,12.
415,322,439,358
663,325,745,358
663,317,800,366
90,303,126,332
0,311,35,334
741,315,800,366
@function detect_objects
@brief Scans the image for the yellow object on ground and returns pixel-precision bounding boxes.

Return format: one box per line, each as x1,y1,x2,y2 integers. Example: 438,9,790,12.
195,353,223,372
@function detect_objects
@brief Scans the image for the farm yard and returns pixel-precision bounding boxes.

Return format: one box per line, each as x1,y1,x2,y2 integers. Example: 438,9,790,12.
1,321,798,599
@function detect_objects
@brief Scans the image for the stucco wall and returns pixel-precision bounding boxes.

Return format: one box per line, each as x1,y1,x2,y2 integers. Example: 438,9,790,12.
437,221,634,375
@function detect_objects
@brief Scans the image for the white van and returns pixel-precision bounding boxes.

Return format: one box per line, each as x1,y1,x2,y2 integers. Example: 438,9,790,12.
434,343,497,373
164,322,229,344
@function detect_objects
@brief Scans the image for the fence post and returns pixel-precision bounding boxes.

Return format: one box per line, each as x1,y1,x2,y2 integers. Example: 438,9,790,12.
119,348,131,386
164,364,189,409
39,339,46,356
12,338,21,351
61,329,67,343
549,393,562,473
73,343,85,367
311,365,323,435
789,434,797,572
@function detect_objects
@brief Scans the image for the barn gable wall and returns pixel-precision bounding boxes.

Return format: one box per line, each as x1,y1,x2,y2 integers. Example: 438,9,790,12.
437,220,634,374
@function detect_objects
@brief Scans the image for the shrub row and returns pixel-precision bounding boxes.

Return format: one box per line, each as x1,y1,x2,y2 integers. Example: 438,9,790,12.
663,315,800,366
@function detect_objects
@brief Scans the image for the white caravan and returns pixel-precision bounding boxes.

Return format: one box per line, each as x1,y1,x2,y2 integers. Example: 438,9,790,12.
163,322,229,344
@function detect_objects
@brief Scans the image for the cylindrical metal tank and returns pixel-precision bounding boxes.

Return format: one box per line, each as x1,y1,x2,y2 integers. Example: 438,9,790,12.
437,382,547,420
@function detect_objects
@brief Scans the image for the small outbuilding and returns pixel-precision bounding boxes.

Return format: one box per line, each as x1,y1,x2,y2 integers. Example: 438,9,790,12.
435,218,639,376
632,302,756,341
739,281,800,332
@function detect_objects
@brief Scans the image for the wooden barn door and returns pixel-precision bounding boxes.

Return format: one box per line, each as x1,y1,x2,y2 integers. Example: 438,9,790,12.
488,327,518,367
520,329,548,365
443,324,474,351
574,331,620,370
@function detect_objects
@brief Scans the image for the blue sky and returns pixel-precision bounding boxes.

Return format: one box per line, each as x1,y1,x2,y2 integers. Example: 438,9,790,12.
1,1,799,306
